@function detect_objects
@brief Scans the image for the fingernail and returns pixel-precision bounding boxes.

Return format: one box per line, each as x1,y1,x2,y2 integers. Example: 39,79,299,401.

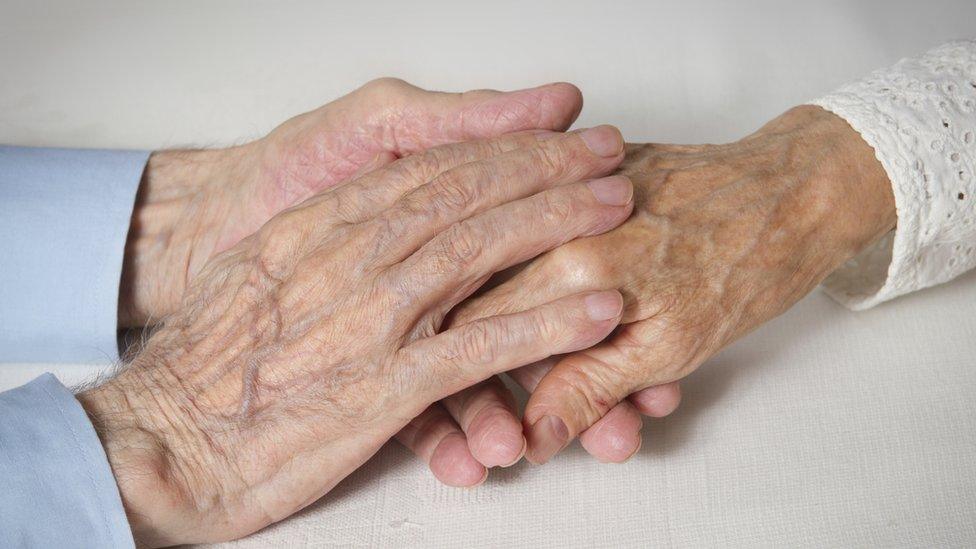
584,291,623,321
588,176,633,206
579,125,623,157
526,415,570,464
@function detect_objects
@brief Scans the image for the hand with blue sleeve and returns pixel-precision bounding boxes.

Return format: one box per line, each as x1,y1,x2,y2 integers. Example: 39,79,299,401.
77,123,633,546
0,78,589,547
117,79,586,327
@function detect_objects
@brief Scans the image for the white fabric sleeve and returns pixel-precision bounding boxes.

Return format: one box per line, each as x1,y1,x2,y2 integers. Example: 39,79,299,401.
809,40,976,310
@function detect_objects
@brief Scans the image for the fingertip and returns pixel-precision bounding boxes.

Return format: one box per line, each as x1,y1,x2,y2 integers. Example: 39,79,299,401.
467,410,527,468
535,82,584,129
429,433,489,487
479,82,585,134
630,383,682,418
499,437,527,467
475,433,526,468
579,403,644,463
595,430,642,464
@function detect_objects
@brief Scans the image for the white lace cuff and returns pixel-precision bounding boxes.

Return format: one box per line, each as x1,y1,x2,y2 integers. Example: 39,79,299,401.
809,40,976,310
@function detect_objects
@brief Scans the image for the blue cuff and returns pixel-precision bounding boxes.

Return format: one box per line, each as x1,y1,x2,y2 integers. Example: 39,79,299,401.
0,146,149,363
0,374,134,548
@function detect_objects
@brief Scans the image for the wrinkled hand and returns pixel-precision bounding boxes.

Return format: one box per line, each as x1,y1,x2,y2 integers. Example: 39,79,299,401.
78,126,634,546
432,105,897,468
118,78,584,326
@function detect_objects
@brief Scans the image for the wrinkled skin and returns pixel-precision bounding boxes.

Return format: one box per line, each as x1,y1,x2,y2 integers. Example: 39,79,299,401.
118,77,588,326
78,127,638,546
429,105,897,467
116,77,682,486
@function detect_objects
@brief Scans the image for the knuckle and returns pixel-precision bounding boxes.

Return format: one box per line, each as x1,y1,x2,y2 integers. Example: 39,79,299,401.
621,311,711,381
324,191,361,224
525,306,562,347
529,143,569,178
552,357,625,422
428,170,482,215
537,191,576,227
393,148,446,183
432,222,485,269
546,241,614,288
457,321,499,368
361,77,412,99
254,212,306,277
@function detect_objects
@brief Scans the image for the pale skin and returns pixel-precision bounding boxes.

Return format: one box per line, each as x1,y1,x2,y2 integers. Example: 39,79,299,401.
81,121,639,545
426,104,896,468
74,81,899,545
114,78,682,487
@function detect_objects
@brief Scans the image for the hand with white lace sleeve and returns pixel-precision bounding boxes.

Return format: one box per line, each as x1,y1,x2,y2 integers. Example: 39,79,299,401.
413,40,976,470
813,40,976,308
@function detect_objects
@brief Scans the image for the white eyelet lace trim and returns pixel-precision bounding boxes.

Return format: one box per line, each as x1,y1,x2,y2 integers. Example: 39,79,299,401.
810,40,976,310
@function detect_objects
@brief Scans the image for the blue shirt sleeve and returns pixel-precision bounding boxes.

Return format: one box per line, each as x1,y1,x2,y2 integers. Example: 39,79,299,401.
0,373,134,548
0,146,149,363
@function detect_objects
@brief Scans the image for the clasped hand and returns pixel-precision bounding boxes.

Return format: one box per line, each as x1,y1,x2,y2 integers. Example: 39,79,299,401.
78,80,895,547
81,118,634,545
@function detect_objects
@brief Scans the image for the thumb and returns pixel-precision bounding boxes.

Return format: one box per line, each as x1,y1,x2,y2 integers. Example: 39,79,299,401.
362,78,584,154
522,344,649,465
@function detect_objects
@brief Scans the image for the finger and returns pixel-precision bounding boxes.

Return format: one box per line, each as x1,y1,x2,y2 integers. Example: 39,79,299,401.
389,173,633,312
512,362,682,419
323,130,557,225
362,79,584,153
444,250,681,461
505,358,643,464
449,242,597,327
578,400,643,463
399,290,623,404
629,382,682,417
440,377,525,468
259,80,583,207
395,404,488,487
522,338,677,464
370,125,626,263
507,357,559,392
575,382,681,464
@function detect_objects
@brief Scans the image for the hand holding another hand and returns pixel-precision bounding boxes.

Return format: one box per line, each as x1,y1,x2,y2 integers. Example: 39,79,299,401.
436,105,897,467
78,126,633,546
118,78,585,326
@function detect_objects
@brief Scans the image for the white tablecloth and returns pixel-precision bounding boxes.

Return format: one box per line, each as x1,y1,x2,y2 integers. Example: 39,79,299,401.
2,1,975,546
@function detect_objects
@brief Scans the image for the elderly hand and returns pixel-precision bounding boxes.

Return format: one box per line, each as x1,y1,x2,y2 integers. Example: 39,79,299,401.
77,125,634,546
426,105,897,468
118,78,584,326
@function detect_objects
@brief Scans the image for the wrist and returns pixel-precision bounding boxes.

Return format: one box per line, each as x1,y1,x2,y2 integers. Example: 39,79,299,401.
119,145,254,327
77,358,219,547
756,105,897,269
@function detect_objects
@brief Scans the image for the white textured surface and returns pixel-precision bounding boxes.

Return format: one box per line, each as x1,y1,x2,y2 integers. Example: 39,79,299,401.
2,1,976,547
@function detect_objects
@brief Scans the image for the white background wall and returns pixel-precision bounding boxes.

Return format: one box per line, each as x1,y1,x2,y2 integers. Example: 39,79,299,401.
2,0,975,149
